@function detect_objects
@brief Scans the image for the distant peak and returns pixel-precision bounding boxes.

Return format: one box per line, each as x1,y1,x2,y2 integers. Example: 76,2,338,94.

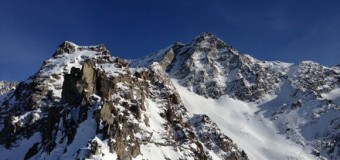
194,32,219,42
192,32,228,48
198,32,216,37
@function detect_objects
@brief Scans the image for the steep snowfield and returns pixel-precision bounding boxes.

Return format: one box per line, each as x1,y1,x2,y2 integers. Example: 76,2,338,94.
0,133,41,160
135,98,186,160
172,79,315,160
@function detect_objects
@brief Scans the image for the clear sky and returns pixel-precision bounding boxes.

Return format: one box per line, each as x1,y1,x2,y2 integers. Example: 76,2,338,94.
1,0,339,81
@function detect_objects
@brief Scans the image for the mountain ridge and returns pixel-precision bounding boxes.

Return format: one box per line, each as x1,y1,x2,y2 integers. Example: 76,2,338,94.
0,33,339,159
0,38,248,160
133,32,340,159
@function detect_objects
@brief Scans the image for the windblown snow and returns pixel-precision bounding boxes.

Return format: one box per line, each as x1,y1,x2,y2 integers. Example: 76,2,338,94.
322,88,340,105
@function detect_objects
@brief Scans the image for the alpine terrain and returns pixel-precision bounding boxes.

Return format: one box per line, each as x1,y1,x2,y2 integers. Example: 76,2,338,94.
0,33,339,160
0,81,17,96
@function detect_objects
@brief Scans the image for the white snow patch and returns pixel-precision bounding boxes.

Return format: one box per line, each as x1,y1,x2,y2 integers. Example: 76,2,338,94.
100,63,127,77
143,99,168,143
136,143,186,160
321,88,340,105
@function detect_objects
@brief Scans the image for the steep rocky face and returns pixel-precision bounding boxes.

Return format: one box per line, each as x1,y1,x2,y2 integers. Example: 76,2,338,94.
0,42,114,148
132,33,340,102
132,32,284,101
0,81,17,96
288,61,340,94
0,41,248,160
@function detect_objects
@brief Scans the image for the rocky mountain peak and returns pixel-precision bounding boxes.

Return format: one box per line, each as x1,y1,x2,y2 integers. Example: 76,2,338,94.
192,32,228,50
194,32,219,42
133,33,339,102
52,41,77,57
132,33,277,100
53,41,110,58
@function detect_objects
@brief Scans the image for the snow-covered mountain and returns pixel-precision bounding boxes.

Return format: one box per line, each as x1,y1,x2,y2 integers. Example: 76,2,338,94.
0,33,339,160
132,32,340,160
0,41,247,160
131,33,288,101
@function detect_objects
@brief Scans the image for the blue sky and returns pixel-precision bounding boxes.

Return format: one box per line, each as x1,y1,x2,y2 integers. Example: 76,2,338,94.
1,0,339,81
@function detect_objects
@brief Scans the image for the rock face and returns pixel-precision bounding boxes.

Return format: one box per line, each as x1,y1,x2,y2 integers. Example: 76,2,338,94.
132,32,283,101
133,33,340,102
0,81,17,96
0,41,248,160
289,61,340,94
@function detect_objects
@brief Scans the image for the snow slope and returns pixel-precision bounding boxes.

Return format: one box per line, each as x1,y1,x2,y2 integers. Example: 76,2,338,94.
0,133,41,160
172,79,316,160
322,88,340,105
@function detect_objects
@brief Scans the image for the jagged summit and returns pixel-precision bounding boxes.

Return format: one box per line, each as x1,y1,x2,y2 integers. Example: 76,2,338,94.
53,41,110,57
193,32,219,42
131,32,238,70
191,32,229,49
133,32,275,100
132,33,340,102
52,41,77,57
